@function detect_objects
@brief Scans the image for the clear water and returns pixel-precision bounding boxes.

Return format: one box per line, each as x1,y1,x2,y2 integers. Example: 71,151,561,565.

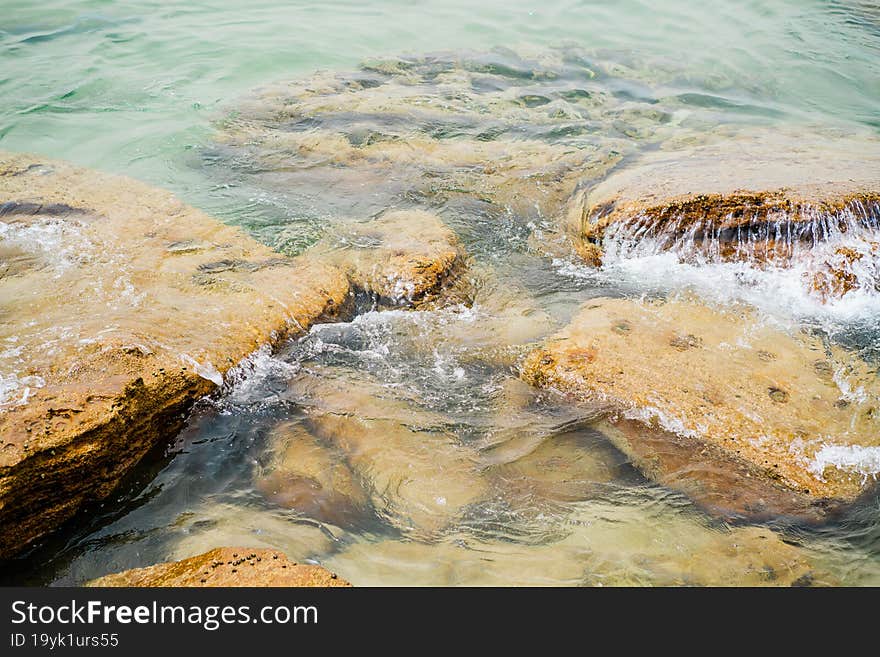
2,0,880,585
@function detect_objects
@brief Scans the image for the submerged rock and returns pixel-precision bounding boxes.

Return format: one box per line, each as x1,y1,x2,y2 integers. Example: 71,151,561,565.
326,506,826,586
0,152,351,559
288,371,488,536
211,49,640,225
86,547,349,587
310,210,467,308
565,129,880,272
521,296,880,520
255,421,370,528
165,501,337,561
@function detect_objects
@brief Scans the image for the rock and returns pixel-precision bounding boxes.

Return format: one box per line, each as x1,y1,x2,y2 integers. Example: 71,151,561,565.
487,429,628,505
86,547,350,587
521,296,880,520
565,129,880,266
479,377,628,506
595,418,831,522
165,501,336,561
288,372,488,536
311,210,467,308
807,239,880,301
555,504,829,586
255,421,370,528
325,507,827,586
211,49,636,223
0,152,351,559
324,535,590,586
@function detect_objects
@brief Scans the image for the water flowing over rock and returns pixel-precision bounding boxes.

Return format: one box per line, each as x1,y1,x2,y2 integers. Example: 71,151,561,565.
310,210,468,309
255,421,370,528
521,296,880,521
564,129,880,293
86,547,349,587
209,49,656,226
326,512,825,586
286,371,488,537
0,152,352,559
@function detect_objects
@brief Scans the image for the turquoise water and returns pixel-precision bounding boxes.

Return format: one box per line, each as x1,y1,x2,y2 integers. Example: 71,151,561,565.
2,1,880,585
2,0,879,207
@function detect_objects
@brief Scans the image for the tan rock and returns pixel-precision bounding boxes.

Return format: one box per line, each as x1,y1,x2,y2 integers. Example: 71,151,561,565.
86,547,349,587
325,509,826,586
521,296,880,517
556,503,828,586
565,129,880,265
166,502,336,560
487,430,625,505
255,421,370,528
215,54,632,222
289,372,488,536
0,152,351,558
311,210,466,308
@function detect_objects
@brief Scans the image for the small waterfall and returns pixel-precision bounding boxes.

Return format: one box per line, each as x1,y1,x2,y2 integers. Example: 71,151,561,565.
600,198,880,265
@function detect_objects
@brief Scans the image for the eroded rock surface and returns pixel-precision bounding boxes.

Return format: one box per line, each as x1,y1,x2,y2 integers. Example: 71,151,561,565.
87,547,349,587
0,152,351,558
565,129,880,269
311,210,467,308
521,296,880,519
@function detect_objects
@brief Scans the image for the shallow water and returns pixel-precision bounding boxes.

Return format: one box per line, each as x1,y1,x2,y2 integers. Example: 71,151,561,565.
2,0,880,585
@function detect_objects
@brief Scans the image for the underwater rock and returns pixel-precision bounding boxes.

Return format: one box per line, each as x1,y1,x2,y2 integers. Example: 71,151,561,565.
325,506,825,586
288,371,488,536
211,49,636,223
565,129,880,267
521,296,880,519
595,418,830,522
86,547,349,587
0,152,352,559
166,501,337,561
486,429,628,505
310,210,467,308
255,421,370,528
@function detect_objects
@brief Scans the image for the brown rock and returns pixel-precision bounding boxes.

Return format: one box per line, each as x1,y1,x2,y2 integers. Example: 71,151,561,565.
289,372,488,536
0,152,351,558
521,296,880,519
564,129,880,265
312,210,467,308
86,547,350,587
808,241,880,300
255,421,370,528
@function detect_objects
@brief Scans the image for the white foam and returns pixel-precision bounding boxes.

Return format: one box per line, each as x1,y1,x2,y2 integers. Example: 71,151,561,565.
554,234,880,331
220,345,300,406
0,218,92,276
179,354,224,387
809,444,880,483
0,372,46,410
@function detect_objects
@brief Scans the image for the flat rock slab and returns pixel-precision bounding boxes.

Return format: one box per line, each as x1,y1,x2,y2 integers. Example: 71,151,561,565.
521,296,880,520
0,152,351,558
566,129,880,265
87,547,350,587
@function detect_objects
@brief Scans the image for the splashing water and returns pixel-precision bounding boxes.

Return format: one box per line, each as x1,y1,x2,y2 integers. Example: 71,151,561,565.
2,0,880,587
